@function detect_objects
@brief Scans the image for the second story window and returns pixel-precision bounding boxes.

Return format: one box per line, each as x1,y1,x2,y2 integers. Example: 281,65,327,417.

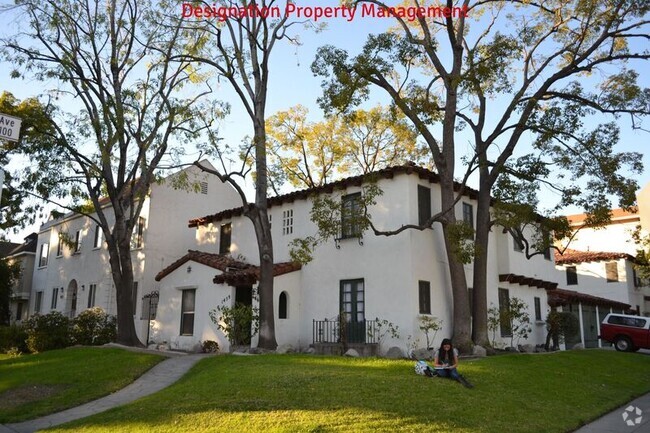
131,217,145,249
513,235,524,253
93,225,103,249
462,202,474,229
606,262,619,282
566,266,578,285
282,209,294,235
341,192,362,239
57,236,64,257
418,185,431,226
74,230,83,253
39,243,49,267
219,223,232,254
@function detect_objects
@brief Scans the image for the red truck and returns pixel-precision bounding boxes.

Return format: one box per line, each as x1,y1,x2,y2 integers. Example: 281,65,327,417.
599,313,650,352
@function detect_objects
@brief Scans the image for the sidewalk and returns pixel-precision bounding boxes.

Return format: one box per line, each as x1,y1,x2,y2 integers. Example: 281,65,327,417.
573,392,650,433
0,351,207,433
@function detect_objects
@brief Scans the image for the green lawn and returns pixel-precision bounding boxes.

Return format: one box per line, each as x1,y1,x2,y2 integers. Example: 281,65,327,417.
46,349,650,433
0,347,163,423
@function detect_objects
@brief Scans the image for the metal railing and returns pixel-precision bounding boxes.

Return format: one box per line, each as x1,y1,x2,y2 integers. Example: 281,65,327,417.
312,318,379,345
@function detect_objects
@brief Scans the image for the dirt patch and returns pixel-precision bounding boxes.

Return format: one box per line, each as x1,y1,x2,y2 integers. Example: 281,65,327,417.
0,384,64,410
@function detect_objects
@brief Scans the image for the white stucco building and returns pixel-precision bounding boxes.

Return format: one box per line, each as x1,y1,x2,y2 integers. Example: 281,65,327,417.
28,162,241,343
153,165,580,353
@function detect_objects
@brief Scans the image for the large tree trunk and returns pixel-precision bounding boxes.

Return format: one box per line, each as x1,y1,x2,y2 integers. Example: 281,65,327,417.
106,217,142,347
439,175,472,353
252,120,278,350
471,186,492,346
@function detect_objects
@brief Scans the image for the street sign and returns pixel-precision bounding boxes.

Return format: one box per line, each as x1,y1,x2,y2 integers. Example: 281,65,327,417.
0,112,22,142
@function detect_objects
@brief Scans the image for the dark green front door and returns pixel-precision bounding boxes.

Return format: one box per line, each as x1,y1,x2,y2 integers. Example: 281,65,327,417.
340,279,365,344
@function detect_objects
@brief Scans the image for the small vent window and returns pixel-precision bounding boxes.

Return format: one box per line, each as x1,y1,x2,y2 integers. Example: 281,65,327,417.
200,181,208,195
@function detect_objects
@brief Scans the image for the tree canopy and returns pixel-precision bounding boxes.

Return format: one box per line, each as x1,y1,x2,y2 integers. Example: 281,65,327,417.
313,0,648,349
1,0,216,345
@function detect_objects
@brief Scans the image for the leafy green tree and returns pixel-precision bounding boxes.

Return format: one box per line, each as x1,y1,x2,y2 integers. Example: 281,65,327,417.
265,104,428,191
0,259,20,326
0,92,57,233
173,0,312,350
313,0,647,350
2,0,216,346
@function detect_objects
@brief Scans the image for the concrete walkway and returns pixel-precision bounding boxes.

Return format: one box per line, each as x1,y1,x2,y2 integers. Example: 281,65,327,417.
0,351,207,433
573,392,650,433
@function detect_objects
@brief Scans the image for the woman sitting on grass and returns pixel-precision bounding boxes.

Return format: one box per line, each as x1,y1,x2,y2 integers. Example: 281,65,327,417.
434,338,473,388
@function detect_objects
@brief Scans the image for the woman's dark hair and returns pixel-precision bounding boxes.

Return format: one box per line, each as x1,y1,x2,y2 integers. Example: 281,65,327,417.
438,338,455,365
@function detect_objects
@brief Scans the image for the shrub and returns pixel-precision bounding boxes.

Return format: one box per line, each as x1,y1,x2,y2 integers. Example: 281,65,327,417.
201,340,219,353
24,312,71,353
0,324,29,353
71,307,117,346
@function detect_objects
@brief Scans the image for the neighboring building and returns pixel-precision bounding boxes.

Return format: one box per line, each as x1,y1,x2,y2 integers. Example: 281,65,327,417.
555,250,648,316
29,162,241,343
5,233,37,323
153,165,568,353
561,209,641,255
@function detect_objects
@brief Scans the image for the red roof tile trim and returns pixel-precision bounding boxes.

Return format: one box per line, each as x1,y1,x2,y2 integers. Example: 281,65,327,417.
188,163,480,228
554,249,636,265
546,288,631,310
499,274,558,290
154,250,301,285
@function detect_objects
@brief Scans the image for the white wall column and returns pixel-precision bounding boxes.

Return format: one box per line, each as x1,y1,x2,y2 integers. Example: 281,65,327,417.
578,302,585,347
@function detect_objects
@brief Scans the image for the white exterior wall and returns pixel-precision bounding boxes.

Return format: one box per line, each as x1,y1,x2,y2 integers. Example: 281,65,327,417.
151,263,227,352
555,259,647,315
29,164,240,343
565,222,640,255
188,173,557,352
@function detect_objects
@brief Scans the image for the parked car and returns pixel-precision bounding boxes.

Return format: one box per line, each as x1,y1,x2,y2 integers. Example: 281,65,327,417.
599,313,650,352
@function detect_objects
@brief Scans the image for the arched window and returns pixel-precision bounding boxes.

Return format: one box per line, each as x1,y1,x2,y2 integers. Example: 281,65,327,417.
279,291,288,319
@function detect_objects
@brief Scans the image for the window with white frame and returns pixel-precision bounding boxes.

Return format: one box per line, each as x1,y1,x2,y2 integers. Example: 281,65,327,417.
87,284,97,308
282,209,294,235
131,217,145,249
418,281,431,314
219,223,232,254
39,243,49,267
51,287,59,310
279,291,288,319
35,291,43,313
462,202,474,229
566,266,578,285
341,193,362,239
74,230,82,253
180,289,196,336
606,262,619,282
57,236,64,257
93,225,103,249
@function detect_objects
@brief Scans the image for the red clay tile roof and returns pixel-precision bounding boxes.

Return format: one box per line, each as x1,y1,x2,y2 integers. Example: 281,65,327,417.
554,249,636,265
546,288,631,310
154,250,301,285
188,163,480,228
499,274,558,290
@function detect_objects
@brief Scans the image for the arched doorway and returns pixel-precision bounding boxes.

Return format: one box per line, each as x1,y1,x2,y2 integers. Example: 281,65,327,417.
66,279,78,318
